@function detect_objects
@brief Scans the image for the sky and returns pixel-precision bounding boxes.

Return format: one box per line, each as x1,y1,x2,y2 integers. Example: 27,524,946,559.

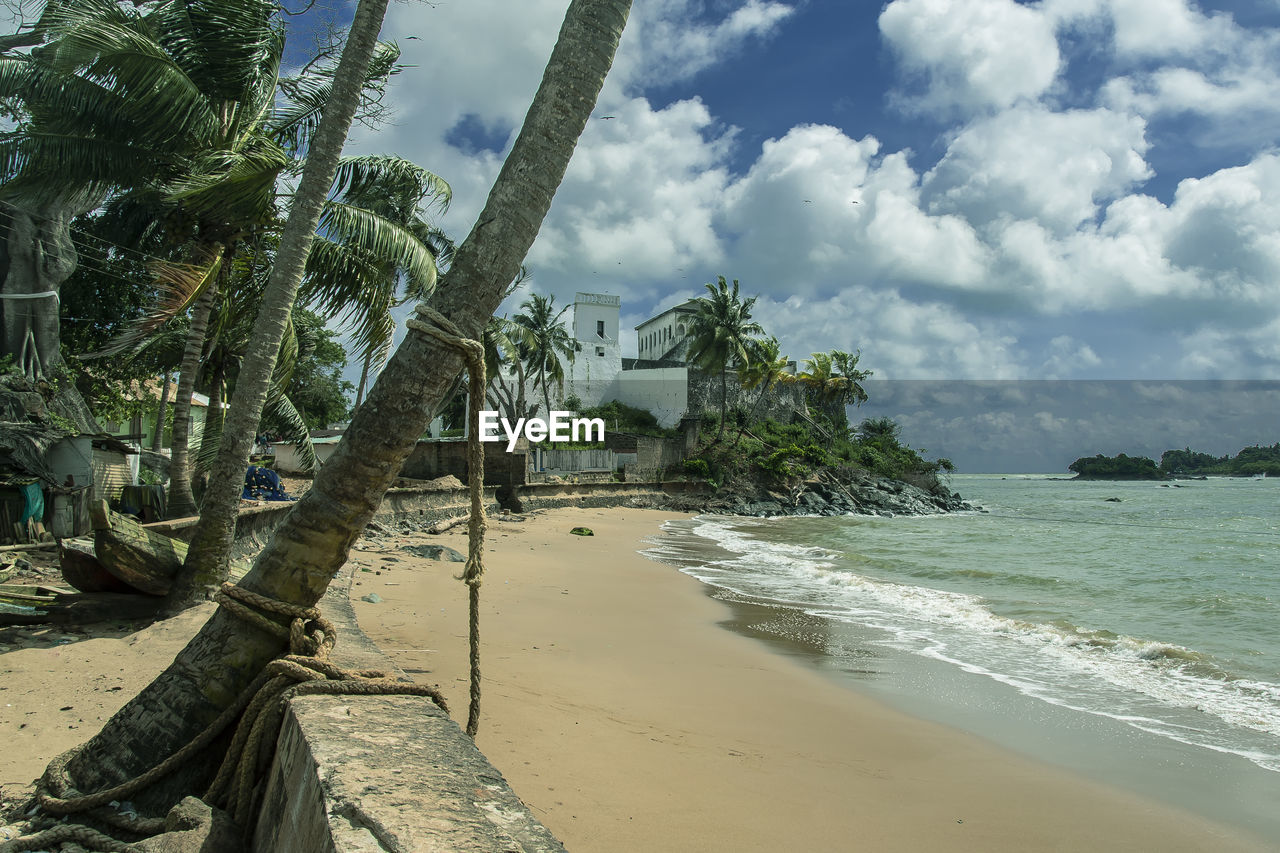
855,380,1280,471
281,0,1280,466
287,0,1280,382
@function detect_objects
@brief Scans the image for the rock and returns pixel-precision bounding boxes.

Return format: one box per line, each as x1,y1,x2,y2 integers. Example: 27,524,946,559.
404,544,466,563
133,797,243,853
1105,497,1122,502
569,527,594,536
361,593,383,604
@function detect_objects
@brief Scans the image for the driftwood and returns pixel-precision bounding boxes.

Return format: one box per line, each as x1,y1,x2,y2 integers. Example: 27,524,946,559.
426,514,469,535
0,541,58,553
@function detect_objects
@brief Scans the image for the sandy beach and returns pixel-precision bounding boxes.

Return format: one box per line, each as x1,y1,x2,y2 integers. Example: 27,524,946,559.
352,506,1269,852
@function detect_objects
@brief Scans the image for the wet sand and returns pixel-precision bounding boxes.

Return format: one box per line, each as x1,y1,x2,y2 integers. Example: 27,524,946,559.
352,506,1269,852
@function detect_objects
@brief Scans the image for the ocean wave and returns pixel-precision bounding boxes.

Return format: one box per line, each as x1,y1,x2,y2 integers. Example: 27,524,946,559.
664,514,1280,774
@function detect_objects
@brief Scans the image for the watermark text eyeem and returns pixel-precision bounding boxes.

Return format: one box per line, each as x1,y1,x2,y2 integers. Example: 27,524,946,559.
479,411,605,452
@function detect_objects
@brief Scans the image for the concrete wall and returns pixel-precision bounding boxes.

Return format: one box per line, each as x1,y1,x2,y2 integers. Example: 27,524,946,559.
251,558,565,853
614,367,689,427
400,439,527,487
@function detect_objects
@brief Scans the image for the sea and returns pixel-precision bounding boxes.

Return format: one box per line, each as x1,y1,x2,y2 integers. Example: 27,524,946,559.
644,474,1280,843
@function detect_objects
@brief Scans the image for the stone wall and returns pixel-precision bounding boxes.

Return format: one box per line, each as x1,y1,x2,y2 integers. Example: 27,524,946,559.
686,368,806,426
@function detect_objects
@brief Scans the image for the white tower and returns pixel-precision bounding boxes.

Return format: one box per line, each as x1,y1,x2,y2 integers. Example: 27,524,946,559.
564,292,622,406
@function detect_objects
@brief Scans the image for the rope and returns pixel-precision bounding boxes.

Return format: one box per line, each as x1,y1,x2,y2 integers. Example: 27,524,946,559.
5,584,448,852
405,303,488,738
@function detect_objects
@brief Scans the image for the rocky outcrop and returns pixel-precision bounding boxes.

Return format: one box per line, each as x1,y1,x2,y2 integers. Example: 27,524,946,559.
665,471,976,518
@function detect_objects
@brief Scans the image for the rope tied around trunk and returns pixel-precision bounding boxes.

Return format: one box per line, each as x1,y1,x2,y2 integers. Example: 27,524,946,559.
405,303,488,737
4,584,447,853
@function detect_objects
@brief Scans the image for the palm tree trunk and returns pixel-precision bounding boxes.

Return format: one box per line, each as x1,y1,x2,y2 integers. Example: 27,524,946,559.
151,371,171,453
165,283,218,519
69,0,631,800
355,350,372,408
734,385,768,446
717,367,728,440
197,360,226,465
540,363,551,418
164,0,395,613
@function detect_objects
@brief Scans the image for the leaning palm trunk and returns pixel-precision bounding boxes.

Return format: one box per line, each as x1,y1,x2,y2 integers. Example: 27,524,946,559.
164,0,395,611
151,371,171,453
166,283,219,519
66,0,632,801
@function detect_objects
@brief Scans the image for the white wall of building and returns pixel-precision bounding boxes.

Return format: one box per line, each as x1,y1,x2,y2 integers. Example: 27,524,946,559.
615,368,688,428
494,292,690,427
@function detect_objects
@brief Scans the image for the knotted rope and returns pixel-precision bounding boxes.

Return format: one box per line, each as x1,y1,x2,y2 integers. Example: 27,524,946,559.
405,303,488,737
2,584,447,853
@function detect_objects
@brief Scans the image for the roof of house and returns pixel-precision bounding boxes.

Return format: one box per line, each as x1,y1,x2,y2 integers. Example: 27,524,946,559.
634,300,696,331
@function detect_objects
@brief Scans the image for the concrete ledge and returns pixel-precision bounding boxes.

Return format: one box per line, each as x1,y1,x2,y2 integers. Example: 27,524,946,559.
247,563,565,852
253,695,564,853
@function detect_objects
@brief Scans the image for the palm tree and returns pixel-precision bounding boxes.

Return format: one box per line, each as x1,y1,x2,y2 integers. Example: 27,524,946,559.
511,293,580,416
299,155,453,409
2,0,292,516
735,336,792,444
798,349,871,428
64,0,632,805
166,0,428,610
686,275,764,440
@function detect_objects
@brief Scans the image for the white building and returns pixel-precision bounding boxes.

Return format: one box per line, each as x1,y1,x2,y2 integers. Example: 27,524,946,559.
634,300,697,364
563,292,623,402
498,292,693,428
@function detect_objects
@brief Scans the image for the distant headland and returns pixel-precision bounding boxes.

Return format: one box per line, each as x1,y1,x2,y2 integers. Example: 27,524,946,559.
1068,444,1280,480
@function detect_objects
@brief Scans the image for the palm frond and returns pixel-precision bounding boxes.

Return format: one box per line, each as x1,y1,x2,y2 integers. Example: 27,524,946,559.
164,137,288,225
265,393,317,473
317,201,439,290
330,154,451,218
271,40,401,154
92,247,223,357
151,0,284,109
39,6,225,147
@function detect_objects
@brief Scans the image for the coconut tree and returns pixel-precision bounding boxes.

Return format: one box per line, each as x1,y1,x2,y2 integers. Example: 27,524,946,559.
62,0,632,804
298,155,453,409
735,336,792,444
511,292,580,416
798,349,871,429
1,0,294,516
686,275,764,441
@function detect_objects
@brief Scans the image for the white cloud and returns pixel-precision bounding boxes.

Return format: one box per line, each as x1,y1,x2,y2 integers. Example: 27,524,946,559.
527,97,732,282
345,0,1280,386
612,0,796,88
879,0,1061,115
924,106,1152,233
754,291,1023,379
1041,335,1103,378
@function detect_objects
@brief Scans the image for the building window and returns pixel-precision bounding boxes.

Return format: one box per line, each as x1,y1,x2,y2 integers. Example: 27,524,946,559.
596,346,605,356
597,320,605,339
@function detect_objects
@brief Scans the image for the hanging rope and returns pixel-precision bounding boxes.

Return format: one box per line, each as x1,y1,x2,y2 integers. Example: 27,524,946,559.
3,584,447,853
405,303,488,737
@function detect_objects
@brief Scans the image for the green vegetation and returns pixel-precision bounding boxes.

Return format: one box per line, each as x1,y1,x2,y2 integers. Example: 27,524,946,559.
686,413,952,494
577,399,677,438
1160,444,1280,477
510,293,581,417
1069,445,1280,478
686,276,764,440
1068,453,1164,479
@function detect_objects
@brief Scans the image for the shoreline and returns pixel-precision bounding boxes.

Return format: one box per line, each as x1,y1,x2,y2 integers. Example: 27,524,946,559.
352,506,1269,852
